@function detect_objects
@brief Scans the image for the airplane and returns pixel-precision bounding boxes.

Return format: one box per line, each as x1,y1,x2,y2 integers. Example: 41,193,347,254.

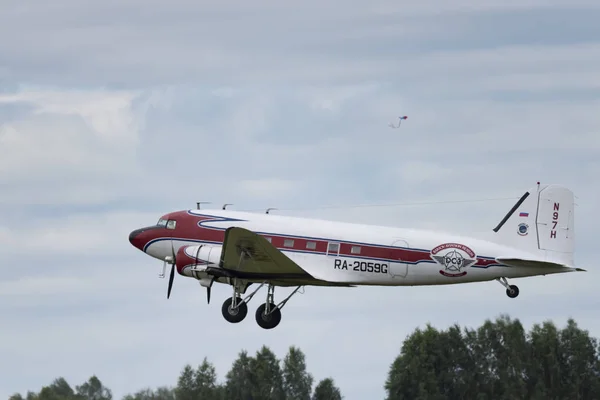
128,182,584,329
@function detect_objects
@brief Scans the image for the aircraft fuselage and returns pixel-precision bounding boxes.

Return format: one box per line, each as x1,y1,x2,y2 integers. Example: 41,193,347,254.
129,208,570,287
128,183,581,329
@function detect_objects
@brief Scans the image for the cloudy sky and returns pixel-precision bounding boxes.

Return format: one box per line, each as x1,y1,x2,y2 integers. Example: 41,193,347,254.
1,0,600,398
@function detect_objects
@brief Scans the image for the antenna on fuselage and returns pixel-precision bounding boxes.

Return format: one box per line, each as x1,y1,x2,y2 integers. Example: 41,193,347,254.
196,202,211,209
222,203,233,210
266,208,277,214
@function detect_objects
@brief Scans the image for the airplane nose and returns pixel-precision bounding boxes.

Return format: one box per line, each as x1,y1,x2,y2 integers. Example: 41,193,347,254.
129,228,145,250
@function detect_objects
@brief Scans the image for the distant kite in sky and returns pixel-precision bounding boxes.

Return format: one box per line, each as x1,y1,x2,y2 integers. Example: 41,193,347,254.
389,115,407,129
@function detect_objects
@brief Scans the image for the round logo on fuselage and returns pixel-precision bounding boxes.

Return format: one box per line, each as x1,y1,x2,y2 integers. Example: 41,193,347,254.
430,243,478,278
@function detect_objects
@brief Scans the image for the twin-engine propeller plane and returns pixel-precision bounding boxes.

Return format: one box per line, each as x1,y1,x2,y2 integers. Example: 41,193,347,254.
128,183,584,329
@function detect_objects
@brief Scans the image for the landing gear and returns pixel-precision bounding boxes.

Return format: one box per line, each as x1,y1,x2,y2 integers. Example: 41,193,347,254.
222,297,247,323
219,281,304,328
255,284,303,330
506,285,519,298
256,302,281,329
496,277,519,298
221,281,266,324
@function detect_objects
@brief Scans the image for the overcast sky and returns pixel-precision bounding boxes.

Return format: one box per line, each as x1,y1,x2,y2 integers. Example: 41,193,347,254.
1,1,600,398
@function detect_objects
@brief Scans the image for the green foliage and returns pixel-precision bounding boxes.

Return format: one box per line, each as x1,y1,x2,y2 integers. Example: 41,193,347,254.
12,346,342,400
251,345,286,400
312,378,343,400
121,386,175,400
10,375,112,400
385,314,600,400
173,359,220,400
282,346,314,400
11,315,600,400
223,350,255,400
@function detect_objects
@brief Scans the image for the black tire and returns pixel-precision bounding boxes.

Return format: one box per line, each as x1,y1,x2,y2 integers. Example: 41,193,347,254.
222,297,248,323
506,285,519,298
255,302,281,329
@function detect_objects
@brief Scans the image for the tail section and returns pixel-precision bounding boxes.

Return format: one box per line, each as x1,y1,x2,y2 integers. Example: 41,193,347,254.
492,183,575,266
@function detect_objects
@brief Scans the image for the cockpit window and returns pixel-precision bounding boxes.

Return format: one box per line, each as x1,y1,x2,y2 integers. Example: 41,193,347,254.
166,220,177,230
157,218,168,227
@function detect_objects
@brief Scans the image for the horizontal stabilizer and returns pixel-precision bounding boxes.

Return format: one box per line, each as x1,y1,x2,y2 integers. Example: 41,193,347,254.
496,257,585,272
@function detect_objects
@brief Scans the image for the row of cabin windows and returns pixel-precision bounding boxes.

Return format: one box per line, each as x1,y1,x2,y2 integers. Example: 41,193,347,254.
263,236,361,254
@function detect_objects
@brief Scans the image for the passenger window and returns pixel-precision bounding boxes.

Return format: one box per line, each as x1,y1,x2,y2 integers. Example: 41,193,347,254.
265,237,272,243
328,242,339,254
166,220,177,230
351,246,361,254
284,239,294,247
306,241,316,249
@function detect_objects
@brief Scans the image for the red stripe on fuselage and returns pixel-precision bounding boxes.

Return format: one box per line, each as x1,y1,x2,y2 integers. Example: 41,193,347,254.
164,211,499,268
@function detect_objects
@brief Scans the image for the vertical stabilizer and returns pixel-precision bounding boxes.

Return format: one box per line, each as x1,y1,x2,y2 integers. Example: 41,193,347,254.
492,183,575,266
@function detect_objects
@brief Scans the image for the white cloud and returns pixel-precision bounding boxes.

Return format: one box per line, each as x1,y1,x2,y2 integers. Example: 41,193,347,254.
0,88,145,191
0,88,141,142
1,1,600,400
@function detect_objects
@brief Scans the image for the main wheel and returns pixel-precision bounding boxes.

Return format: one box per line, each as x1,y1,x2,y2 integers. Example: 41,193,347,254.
222,297,248,323
506,285,519,298
255,302,281,329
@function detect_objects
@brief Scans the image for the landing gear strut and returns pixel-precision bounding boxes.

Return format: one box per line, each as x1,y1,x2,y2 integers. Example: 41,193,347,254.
221,281,266,323
255,284,303,329
496,277,519,298
220,281,304,329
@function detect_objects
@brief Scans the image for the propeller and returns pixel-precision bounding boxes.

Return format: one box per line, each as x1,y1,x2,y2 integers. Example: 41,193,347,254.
192,245,215,305
163,244,216,303
167,261,175,299
164,246,176,299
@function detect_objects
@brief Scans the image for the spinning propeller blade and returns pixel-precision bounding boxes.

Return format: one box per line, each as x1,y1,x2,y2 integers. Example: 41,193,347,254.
164,246,214,303
166,247,176,299
167,263,175,299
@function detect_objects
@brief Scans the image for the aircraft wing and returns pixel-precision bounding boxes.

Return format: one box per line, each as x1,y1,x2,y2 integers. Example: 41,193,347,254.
219,227,353,286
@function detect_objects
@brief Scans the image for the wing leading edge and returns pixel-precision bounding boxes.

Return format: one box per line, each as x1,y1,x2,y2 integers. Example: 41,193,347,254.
219,227,354,287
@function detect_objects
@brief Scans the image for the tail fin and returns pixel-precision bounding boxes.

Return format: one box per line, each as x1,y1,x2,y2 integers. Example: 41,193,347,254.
492,183,575,266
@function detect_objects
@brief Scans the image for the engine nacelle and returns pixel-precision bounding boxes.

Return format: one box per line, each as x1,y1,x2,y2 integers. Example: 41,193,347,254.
175,244,223,277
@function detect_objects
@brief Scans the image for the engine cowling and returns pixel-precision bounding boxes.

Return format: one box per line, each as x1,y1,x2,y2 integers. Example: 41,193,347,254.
175,244,223,277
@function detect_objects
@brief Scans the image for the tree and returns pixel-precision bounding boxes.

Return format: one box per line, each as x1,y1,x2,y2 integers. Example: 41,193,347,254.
385,324,451,400
250,346,286,400
223,350,256,400
312,378,342,400
75,376,112,400
526,318,600,400
10,377,78,400
39,378,78,399
175,359,221,400
384,315,600,400
558,318,600,399
282,346,313,400
193,358,221,400
468,314,529,399
122,386,176,400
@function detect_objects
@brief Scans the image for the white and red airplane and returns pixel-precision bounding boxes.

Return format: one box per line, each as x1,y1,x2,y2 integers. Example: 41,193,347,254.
128,182,584,329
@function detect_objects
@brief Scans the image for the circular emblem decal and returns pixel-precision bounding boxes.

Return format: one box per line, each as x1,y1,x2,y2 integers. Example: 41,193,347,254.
430,243,477,278
518,223,529,236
